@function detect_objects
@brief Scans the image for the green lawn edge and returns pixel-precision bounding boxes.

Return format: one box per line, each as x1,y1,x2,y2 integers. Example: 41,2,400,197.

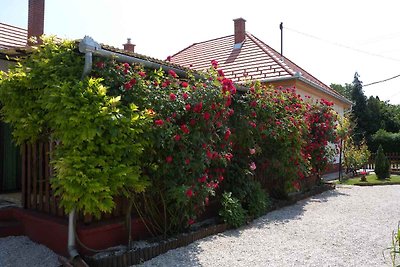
338,174,400,186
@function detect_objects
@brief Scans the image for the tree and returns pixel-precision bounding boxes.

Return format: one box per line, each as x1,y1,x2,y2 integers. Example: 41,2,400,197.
351,72,369,144
330,83,352,100
375,145,390,179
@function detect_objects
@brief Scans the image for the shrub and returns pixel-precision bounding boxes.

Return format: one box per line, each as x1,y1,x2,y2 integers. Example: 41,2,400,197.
246,181,270,218
371,129,400,153
219,192,246,228
375,145,390,179
343,138,371,176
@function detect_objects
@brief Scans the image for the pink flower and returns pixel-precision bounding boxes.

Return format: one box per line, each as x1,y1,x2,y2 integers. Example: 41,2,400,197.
249,122,257,128
170,93,176,101
224,153,233,161
168,69,177,78
249,148,256,155
182,93,189,100
166,156,173,163
154,119,164,126
174,134,181,141
138,71,146,77
249,162,256,171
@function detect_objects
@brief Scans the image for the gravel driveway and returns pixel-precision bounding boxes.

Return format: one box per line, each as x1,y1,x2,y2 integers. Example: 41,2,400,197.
1,185,399,266
141,185,400,267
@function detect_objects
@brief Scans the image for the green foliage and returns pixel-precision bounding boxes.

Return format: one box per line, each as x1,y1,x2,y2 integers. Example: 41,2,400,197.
387,223,400,267
330,83,352,100
371,129,400,153
375,145,390,179
229,84,310,199
92,59,234,235
351,72,369,145
219,192,246,228
0,37,151,217
245,181,270,218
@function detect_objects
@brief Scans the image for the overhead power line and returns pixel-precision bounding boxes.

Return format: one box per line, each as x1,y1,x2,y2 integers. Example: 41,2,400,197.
284,26,400,63
364,73,400,87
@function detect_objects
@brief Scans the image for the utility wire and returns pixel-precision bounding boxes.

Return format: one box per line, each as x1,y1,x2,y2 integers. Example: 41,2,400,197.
284,26,400,63
364,73,400,87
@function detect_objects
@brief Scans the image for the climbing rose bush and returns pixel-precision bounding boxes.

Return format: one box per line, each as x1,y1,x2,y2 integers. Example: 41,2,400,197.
92,59,235,235
227,82,309,198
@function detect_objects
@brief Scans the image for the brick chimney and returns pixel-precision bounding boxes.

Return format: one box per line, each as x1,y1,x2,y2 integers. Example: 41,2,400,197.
123,38,135,53
233,18,246,44
28,0,45,44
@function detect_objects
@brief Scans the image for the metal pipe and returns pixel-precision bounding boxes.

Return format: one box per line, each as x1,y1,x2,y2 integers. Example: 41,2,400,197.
78,36,199,79
67,210,79,259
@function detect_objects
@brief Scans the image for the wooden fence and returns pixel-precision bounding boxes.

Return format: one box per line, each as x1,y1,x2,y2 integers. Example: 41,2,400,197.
365,153,400,171
20,142,128,223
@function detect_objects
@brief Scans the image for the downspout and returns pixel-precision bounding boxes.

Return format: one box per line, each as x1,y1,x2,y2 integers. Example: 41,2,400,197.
78,35,247,93
64,37,99,265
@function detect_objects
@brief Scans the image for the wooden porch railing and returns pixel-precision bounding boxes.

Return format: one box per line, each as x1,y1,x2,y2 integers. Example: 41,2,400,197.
21,142,128,223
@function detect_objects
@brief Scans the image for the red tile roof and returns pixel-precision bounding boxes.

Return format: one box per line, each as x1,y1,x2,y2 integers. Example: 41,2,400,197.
171,32,351,105
0,23,27,49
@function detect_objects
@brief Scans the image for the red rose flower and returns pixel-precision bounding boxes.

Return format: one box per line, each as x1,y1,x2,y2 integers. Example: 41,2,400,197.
154,119,164,126
211,59,218,68
181,81,189,88
186,188,193,198
170,93,176,101
166,56,172,61
183,93,189,100
174,134,181,141
180,124,190,134
185,158,190,165
138,71,146,77
166,156,173,163
188,218,195,225
198,175,207,183
203,112,211,120
185,104,191,111
168,69,177,78
224,129,231,140
124,82,132,90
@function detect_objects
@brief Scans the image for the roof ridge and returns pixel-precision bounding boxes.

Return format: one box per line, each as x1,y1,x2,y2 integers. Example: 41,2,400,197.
247,32,346,99
246,32,295,76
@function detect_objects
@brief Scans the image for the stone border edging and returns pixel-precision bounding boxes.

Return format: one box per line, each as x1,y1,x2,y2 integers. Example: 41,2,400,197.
84,183,335,267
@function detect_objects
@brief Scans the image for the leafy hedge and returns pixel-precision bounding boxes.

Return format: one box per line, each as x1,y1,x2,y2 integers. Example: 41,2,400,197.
371,129,400,153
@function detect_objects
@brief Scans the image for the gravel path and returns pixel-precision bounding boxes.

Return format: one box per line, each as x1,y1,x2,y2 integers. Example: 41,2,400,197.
0,236,60,267
141,185,400,267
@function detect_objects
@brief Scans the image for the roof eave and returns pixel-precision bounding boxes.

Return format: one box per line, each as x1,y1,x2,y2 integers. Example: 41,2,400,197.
297,76,353,106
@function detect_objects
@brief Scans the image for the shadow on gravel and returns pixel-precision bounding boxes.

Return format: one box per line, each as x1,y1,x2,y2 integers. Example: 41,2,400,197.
223,188,351,238
143,188,352,266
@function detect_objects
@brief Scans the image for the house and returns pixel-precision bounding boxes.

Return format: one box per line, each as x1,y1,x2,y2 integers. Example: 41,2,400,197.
170,18,352,117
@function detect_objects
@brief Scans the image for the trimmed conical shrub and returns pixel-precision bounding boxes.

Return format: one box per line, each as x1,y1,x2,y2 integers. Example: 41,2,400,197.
375,145,390,179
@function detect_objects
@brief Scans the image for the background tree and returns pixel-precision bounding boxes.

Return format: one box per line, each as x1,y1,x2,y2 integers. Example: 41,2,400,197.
330,83,353,100
375,145,390,179
351,72,369,144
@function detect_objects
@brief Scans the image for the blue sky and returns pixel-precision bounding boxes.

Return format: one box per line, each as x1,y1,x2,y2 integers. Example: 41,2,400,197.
2,0,400,104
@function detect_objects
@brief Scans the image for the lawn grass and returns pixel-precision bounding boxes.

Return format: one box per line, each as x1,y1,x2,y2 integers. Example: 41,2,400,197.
339,174,400,185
